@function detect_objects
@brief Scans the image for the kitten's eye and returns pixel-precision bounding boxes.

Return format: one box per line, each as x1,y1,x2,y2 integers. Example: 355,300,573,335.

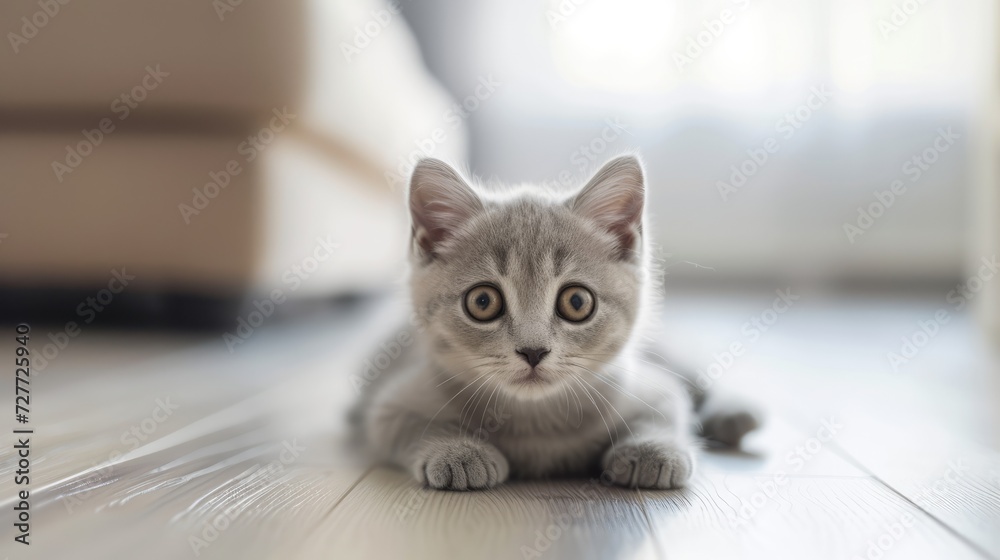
465,285,504,322
557,285,595,322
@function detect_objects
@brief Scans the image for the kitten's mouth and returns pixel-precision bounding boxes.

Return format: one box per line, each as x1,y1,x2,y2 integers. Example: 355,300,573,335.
512,368,548,385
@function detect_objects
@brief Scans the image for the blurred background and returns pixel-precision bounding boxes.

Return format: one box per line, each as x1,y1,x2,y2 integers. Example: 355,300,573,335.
402,0,999,315
1,0,998,334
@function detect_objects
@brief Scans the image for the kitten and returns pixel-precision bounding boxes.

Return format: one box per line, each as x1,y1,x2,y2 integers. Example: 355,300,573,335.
357,155,759,490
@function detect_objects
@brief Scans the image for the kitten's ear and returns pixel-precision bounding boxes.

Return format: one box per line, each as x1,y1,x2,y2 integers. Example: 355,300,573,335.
409,158,483,257
570,155,645,260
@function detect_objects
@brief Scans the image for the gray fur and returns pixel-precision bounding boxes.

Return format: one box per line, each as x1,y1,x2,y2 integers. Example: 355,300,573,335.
358,155,758,491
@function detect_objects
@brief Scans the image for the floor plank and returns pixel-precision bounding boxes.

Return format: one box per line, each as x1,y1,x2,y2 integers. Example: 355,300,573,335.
700,414,867,478
308,468,660,560
831,411,1000,558
643,474,985,560
2,292,997,559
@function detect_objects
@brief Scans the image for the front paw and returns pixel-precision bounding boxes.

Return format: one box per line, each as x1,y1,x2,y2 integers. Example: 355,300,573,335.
413,438,509,491
601,439,694,489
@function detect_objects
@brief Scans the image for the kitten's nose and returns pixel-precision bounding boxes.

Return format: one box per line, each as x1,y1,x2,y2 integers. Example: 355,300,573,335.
516,347,550,368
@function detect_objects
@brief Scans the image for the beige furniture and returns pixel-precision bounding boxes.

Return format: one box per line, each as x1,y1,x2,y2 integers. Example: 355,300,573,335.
0,0,464,301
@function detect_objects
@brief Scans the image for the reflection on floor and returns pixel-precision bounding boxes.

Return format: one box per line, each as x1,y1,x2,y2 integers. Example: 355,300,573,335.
1,290,998,560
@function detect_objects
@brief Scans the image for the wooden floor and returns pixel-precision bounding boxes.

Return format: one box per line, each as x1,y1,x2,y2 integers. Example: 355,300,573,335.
1,290,999,560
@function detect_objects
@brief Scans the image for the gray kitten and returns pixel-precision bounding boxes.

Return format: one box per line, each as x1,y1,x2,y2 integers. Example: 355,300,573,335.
356,155,758,490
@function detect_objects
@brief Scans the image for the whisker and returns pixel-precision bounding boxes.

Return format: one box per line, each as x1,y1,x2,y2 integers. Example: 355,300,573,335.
570,355,684,399
561,375,585,427
493,382,506,430
560,384,570,422
567,360,668,420
575,352,689,381
459,374,495,429
419,371,491,441
568,357,674,399
570,374,617,451
433,359,495,387
478,377,503,436
574,373,635,440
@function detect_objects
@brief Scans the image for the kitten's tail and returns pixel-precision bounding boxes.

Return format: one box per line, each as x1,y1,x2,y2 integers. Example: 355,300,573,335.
693,394,762,447
642,347,762,447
